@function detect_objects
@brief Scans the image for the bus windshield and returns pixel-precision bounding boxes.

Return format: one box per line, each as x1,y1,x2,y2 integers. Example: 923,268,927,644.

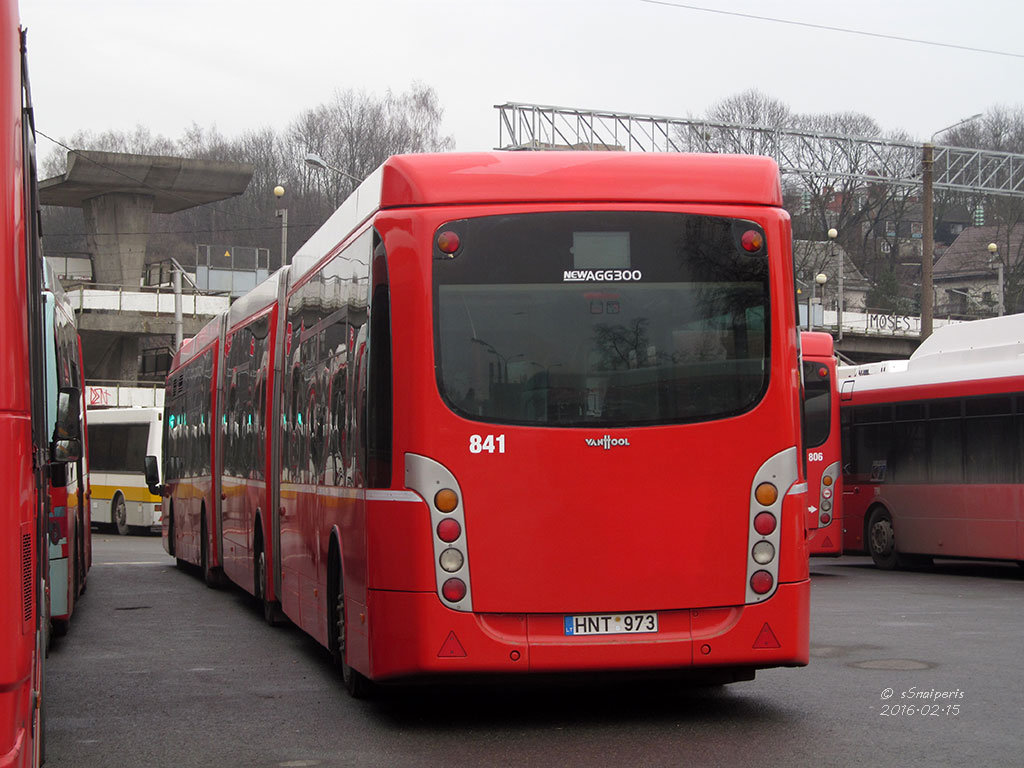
88,423,151,472
434,211,771,427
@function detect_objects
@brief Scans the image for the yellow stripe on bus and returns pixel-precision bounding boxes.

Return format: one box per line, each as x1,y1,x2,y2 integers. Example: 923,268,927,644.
90,485,161,504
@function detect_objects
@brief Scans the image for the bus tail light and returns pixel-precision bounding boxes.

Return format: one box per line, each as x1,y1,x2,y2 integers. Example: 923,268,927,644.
753,511,776,536
816,461,841,528
442,578,467,602
437,518,461,543
746,448,798,604
750,570,774,594
752,541,775,565
405,453,473,612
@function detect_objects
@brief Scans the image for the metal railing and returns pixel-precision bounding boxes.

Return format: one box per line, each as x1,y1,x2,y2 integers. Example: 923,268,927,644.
63,281,230,317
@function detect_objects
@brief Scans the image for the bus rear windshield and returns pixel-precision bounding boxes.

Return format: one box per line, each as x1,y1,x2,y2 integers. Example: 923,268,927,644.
434,211,771,427
802,360,832,448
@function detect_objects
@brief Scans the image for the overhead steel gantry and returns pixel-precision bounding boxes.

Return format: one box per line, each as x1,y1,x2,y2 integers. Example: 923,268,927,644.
495,102,1024,198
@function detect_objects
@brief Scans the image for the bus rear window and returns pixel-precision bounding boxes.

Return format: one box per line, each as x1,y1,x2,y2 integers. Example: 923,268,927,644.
433,211,771,427
802,360,832,448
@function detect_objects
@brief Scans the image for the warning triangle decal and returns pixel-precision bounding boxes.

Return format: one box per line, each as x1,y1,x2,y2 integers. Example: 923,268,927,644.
437,631,467,658
752,622,781,649
822,536,833,549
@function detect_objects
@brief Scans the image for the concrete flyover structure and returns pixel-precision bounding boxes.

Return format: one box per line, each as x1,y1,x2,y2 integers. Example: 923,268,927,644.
39,150,253,383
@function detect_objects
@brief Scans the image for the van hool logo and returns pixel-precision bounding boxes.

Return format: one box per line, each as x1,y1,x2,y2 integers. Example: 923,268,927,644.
585,435,631,450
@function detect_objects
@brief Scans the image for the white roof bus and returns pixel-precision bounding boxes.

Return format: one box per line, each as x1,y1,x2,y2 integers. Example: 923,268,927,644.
840,313,1024,568
87,407,163,534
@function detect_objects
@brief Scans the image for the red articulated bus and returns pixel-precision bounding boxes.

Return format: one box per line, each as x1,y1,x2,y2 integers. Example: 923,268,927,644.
156,151,810,694
840,314,1024,568
2,6,84,764
800,331,842,556
159,314,224,586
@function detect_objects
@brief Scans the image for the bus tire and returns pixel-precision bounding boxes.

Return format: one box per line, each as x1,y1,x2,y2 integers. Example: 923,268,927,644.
329,547,372,699
113,494,129,536
867,506,899,570
255,528,286,627
50,617,68,638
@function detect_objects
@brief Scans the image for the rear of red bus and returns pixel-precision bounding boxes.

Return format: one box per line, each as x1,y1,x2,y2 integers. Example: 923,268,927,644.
801,332,842,556
350,153,809,684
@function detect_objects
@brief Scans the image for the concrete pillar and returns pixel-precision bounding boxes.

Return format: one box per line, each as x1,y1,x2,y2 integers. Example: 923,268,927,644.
82,193,154,287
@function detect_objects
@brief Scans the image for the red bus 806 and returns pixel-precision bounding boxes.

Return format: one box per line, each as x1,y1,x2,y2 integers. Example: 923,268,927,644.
156,151,810,694
801,331,842,556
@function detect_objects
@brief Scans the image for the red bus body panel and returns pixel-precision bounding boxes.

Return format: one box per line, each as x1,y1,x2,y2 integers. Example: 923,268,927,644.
1,3,43,763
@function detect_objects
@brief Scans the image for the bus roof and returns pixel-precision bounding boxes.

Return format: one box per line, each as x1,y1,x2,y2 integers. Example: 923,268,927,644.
227,265,288,329
289,150,784,289
840,314,1024,393
911,313,1024,368
801,331,835,358
378,152,784,208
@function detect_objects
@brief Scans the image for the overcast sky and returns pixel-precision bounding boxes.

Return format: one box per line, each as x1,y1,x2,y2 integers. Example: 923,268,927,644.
20,0,1024,160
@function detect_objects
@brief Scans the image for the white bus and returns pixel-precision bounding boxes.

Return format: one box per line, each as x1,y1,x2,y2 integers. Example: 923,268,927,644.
86,407,163,534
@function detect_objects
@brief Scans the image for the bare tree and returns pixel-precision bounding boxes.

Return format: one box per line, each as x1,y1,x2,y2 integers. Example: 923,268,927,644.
39,83,455,272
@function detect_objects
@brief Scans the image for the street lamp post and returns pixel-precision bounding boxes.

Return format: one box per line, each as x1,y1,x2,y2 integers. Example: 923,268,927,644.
810,272,827,330
828,228,841,340
921,113,984,340
303,152,364,185
988,241,1004,316
273,184,288,266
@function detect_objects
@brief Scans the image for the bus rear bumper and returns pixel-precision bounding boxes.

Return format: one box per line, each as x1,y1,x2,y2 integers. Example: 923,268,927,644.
808,525,843,556
364,580,809,681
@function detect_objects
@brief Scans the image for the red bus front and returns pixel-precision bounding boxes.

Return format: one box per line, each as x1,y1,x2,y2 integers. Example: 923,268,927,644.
350,202,809,682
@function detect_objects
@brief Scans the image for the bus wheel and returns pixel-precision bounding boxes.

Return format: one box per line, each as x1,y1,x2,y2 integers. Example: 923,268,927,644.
255,537,286,627
113,495,129,536
867,507,899,570
331,560,372,699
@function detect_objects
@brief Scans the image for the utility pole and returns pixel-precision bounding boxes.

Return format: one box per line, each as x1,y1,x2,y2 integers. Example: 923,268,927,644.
921,143,934,339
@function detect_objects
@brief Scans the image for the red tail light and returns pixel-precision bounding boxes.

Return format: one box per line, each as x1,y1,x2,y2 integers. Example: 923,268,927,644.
437,519,461,543
442,578,467,602
750,570,774,595
753,511,777,536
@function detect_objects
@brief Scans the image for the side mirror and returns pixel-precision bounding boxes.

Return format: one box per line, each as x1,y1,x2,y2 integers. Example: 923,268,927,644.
52,439,81,464
50,387,82,463
144,454,163,496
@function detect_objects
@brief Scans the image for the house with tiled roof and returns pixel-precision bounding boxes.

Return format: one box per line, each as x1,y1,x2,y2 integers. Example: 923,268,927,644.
792,238,869,313
932,224,1022,318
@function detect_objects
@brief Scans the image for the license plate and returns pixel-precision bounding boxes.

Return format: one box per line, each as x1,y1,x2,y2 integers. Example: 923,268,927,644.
563,612,659,636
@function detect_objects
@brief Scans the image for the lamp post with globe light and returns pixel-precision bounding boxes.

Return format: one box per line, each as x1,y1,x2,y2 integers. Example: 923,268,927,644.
274,185,288,266
988,242,1003,316
828,228,842,340
810,272,827,330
